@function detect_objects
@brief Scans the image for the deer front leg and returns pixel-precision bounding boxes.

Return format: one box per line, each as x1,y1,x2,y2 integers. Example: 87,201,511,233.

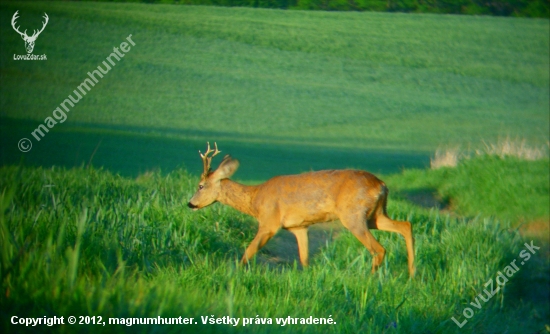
241,225,279,265
288,227,309,267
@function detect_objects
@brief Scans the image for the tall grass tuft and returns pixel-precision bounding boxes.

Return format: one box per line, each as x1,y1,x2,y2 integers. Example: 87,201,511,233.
477,137,549,161
430,147,461,169
431,138,549,169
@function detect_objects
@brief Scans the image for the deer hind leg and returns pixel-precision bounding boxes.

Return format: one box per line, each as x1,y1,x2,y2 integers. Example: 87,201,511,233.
370,215,415,277
340,212,386,274
288,227,309,267
241,222,280,265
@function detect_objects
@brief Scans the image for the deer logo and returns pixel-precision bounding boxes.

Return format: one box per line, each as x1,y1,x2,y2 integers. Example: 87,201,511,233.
11,10,49,54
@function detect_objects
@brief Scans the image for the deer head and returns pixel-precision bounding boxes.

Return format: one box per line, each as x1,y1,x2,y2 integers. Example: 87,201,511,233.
11,11,49,54
187,142,239,210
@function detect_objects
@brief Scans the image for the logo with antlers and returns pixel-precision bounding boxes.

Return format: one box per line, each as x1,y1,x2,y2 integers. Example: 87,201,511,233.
11,10,49,54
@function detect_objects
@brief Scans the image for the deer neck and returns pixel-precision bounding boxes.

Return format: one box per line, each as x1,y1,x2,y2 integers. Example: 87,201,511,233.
218,179,258,217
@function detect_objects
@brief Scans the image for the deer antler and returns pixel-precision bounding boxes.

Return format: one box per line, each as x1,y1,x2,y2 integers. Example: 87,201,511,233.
11,11,48,39
31,13,49,39
11,11,26,38
199,142,221,177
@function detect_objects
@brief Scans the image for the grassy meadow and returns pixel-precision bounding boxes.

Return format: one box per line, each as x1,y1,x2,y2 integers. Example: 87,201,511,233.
1,156,549,333
0,1,549,333
0,1,548,177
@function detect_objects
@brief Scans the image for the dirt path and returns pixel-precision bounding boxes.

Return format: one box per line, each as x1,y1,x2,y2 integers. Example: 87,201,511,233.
258,222,344,266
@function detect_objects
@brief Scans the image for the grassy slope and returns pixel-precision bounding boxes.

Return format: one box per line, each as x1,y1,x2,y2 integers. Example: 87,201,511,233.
386,156,550,223
0,2,548,177
0,2,548,332
0,157,548,333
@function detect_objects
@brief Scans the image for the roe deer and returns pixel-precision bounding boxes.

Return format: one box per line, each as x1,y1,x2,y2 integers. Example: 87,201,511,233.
187,143,415,276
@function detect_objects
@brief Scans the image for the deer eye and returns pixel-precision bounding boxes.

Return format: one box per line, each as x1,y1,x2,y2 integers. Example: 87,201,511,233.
198,185,204,190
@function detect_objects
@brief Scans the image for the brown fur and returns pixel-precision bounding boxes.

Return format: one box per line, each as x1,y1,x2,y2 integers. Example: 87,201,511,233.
188,153,415,277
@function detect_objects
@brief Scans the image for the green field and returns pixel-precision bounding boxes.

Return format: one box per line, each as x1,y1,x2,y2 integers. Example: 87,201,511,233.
1,156,549,333
0,1,548,177
0,1,549,333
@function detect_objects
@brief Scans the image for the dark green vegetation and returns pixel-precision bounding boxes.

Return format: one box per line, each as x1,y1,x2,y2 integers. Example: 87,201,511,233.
94,0,550,18
1,2,548,177
1,156,548,333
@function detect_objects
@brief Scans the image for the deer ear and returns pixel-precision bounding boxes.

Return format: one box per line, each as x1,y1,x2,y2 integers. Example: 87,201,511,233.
212,155,239,180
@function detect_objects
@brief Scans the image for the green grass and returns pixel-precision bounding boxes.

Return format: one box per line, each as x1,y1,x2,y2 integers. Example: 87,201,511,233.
385,155,550,223
0,2,548,176
0,2,548,332
1,157,548,333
